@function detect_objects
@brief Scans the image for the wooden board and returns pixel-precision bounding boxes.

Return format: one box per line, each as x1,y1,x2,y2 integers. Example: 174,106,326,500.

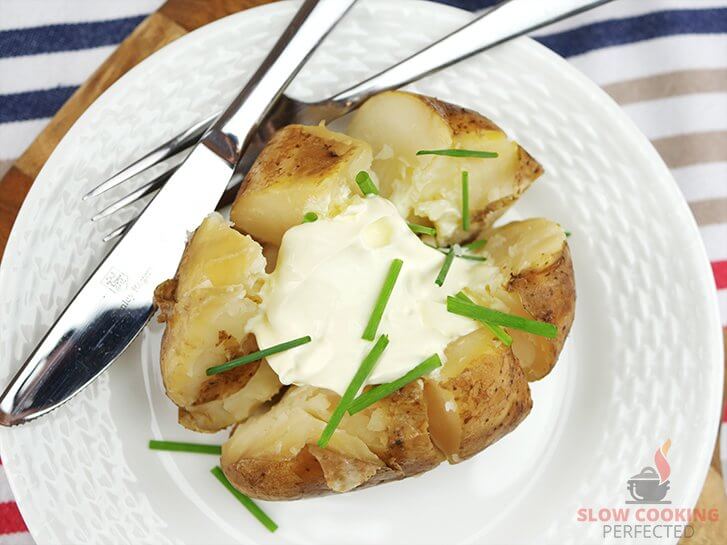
0,1,724,540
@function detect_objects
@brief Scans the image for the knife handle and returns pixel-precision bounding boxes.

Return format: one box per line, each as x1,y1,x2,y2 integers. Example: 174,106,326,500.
203,0,359,165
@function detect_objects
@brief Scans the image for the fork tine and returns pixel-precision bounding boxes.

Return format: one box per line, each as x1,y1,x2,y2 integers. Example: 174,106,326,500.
100,176,245,243
83,113,216,200
102,221,131,242
91,168,176,222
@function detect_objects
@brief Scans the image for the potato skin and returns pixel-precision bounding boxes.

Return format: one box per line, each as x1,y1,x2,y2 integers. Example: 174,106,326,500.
222,382,444,501
223,447,332,501
372,382,445,476
434,345,532,462
509,245,576,381
221,349,532,499
224,445,408,501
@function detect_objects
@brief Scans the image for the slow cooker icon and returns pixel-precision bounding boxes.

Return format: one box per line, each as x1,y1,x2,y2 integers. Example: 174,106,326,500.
626,466,671,504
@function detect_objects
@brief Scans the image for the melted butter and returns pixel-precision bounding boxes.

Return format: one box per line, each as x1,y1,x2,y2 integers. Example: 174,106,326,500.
249,196,498,395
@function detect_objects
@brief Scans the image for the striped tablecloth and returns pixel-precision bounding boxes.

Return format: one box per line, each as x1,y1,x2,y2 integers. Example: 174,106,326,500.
1,1,725,543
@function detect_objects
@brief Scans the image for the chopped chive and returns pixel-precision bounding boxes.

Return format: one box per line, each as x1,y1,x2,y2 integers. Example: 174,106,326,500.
463,239,486,252
206,336,312,376
211,467,278,532
458,254,487,262
302,212,318,223
454,292,512,346
416,149,498,158
362,259,403,341
435,247,456,287
407,222,437,237
318,335,389,447
355,171,379,196
565,231,572,237
347,354,442,415
429,243,485,261
149,440,221,455
461,171,470,230
447,296,558,338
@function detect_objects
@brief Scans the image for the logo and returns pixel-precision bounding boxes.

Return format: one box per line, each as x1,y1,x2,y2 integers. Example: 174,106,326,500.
575,439,720,540
102,268,129,294
626,439,671,504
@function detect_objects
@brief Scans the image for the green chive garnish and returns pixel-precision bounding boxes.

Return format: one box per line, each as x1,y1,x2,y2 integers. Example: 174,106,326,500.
362,259,403,341
318,335,389,448
347,354,442,415
458,254,487,262
565,231,572,237
407,222,437,237
416,149,498,158
302,212,318,223
464,239,486,252
447,296,558,338
211,466,278,532
454,292,512,346
206,336,312,376
435,247,455,287
149,440,221,455
461,171,470,230
355,171,379,196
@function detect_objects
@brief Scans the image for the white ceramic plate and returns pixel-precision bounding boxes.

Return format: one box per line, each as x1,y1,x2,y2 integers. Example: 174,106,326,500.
0,2,722,544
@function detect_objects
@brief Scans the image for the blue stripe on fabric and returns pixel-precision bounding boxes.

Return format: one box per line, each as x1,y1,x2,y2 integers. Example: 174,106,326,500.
0,16,145,58
435,0,500,9
537,8,727,58
1,8,727,123
0,86,77,123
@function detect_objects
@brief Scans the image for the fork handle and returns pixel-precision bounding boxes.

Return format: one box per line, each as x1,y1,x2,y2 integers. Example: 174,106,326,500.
331,0,614,107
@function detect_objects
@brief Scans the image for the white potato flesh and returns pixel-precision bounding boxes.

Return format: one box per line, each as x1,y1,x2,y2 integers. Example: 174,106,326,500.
160,213,281,429
347,91,541,244
222,386,381,464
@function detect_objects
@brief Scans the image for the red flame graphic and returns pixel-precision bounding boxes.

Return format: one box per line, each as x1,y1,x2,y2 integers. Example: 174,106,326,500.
654,439,671,485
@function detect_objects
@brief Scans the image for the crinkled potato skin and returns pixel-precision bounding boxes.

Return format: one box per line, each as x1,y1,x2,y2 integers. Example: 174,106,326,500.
510,246,576,380
222,382,445,501
220,337,536,500
154,91,576,500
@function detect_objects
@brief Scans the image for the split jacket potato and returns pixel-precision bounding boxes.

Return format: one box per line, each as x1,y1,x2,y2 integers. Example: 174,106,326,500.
154,91,575,500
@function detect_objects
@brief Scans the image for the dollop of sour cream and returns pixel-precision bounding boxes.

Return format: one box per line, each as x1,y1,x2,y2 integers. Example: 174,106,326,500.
249,196,494,396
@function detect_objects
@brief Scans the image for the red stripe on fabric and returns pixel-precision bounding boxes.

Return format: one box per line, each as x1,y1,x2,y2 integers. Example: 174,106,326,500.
0,502,28,534
713,261,727,290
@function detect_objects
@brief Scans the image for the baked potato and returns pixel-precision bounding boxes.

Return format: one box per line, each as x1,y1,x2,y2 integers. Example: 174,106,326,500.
154,91,575,499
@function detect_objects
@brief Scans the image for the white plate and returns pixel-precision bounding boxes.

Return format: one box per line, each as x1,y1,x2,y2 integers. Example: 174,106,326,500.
0,1,722,544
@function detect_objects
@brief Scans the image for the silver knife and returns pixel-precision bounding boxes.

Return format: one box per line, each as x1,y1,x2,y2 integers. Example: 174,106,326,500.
0,0,358,426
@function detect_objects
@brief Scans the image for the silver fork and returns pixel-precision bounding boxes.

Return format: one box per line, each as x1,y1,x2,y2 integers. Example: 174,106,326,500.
86,0,614,242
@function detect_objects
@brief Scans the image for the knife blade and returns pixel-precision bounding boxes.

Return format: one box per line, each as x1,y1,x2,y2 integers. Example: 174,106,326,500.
0,0,358,426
